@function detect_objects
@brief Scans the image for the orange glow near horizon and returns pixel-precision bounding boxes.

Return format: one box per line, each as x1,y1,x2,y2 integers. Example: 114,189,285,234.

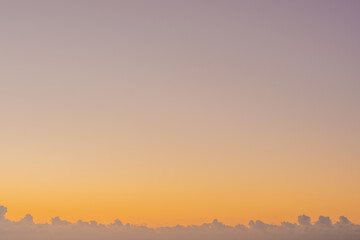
1,1,360,228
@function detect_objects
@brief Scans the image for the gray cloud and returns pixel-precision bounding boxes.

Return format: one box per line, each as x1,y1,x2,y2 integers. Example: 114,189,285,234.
298,214,312,226
316,216,333,227
0,205,360,240
51,216,71,226
19,214,34,224
337,216,351,225
0,206,7,220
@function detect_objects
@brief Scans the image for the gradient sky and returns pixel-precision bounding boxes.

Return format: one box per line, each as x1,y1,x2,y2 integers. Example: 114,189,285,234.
1,0,360,227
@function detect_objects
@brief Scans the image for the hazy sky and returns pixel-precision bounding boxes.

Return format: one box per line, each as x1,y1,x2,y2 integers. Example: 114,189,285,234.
1,205,360,240
1,0,360,227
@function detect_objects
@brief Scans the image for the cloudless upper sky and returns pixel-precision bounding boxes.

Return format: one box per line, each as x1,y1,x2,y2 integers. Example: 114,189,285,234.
1,0,360,226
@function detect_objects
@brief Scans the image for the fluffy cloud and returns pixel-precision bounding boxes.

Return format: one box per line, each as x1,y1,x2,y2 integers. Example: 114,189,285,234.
337,216,351,225
0,205,360,240
51,216,71,226
298,214,312,226
316,216,332,227
19,214,34,224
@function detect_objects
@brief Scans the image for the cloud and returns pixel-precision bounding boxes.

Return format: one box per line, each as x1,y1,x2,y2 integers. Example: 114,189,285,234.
0,206,7,220
19,214,34,224
249,220,271,230
281,221,297,228
298,214,311,226
337,216,351,225
0,205,360,240
110,219,123,227
315,216,332,227
51,216,71,226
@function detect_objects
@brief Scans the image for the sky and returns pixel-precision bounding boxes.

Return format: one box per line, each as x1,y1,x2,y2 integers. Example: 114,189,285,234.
1,0,360,227
1,205,360,240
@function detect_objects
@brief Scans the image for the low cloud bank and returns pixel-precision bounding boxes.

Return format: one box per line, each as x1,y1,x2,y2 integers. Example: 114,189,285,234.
1,205,359,240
